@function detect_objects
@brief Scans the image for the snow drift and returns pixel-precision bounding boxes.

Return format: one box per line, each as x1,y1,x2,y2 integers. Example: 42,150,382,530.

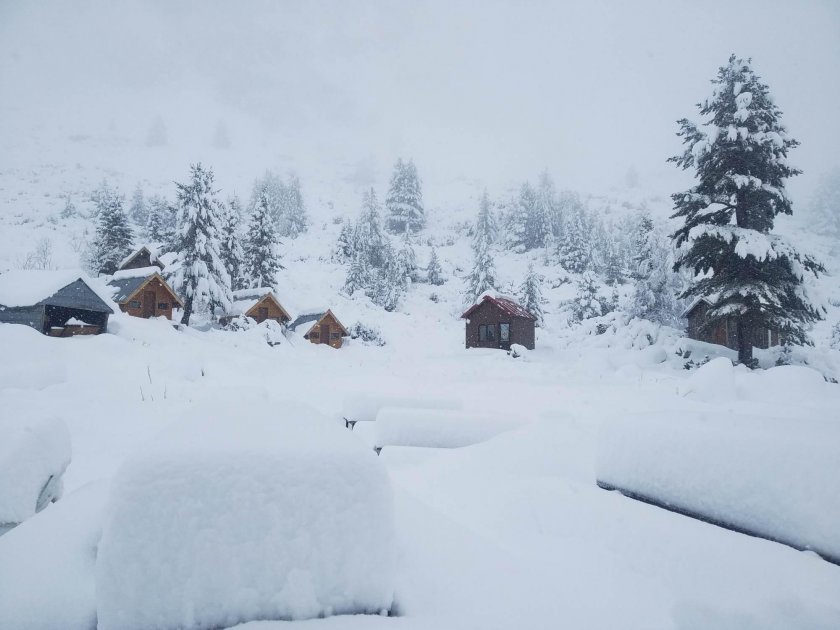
374,407,525,450
342,392,463,426
597,407,840,563
95,401,396,630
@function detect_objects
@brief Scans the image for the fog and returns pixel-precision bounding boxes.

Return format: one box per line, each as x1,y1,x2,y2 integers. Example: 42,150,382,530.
1,0,838,203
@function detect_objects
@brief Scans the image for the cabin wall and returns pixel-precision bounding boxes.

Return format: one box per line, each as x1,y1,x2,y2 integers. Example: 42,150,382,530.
247,298,289,324
465,302,536,350
121,251,154,270
0,305,45,332
510,316,536,350
686,305,779,351
307,313,345,348
120,278,178,320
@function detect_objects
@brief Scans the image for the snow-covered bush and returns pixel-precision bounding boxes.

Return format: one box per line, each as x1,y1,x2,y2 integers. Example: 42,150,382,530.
95,403,396,630
348,322,386,346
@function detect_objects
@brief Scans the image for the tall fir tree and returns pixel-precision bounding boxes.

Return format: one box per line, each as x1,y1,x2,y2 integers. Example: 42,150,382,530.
396,228,417,284
385,158,425,233
670,55,822,365
556,203,590,274
519,262,545,326
570,272,605,323
531,171,556,249
353,188,387,270
129,184,148,226
145,195,174,245
333,219,354,263
280,174,308,238
426,247,444,285
171,163,232,325
249,171,286,224
90,187,133,275
244,193,283,288
465,197,498,304
506,182,536,252
343,253,366,296
220,195,246,291
475,189,496,245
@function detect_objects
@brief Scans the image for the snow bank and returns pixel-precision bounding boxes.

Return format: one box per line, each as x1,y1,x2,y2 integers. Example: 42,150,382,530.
374,408,525,450
95,401,396,630
0,324,67,390
0,482,108,630
343,392,463,425
0,416,71,528
597,410,840,562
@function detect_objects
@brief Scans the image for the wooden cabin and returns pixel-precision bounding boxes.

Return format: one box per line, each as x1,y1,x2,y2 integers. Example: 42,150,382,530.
289,309,349,348
461,295,537,350
220,288,291,326
683,297,780,350
118,246,165,272
108,270,183,320
0,271,113,335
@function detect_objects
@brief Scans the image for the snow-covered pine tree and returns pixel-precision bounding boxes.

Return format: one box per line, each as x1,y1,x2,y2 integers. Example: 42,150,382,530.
531,172,556,250
343,253,366,296
244,193,283,289
368,243,404,311
333,219,354,263
220,196,246,291
809,168,840,239
519,263,545,326
505,182,538,252
630,211,683,325
171,163,232,326
426,247,444,285
129,185,148,226
630,210,656,281
60,195,76,219
90,187,133,275
250,171,285,224
385,158,425,233
671,55,823,365
475,190,495,244
279,174,308,238
464,198,498,304
145,195,172,244
602,230,624,286
396,228,417,284
556,203,590,274
570,272,604,323
354,188,387,270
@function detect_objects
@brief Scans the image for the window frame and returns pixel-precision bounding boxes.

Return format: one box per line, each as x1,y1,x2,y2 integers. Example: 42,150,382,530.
500,322,510,342
128,300,141,309
479,325,487,341
157,302,169,310
486,324,496,342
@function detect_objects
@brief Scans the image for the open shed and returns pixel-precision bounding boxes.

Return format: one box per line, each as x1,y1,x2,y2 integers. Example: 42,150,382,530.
0,270,114,336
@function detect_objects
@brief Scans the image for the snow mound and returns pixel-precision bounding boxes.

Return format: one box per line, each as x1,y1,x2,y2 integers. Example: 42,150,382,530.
597,410,840,562
95,401,396,630
0,324,67,391
677,357,738,400
0,416,71,529
343,392,463,424
374,408,526,450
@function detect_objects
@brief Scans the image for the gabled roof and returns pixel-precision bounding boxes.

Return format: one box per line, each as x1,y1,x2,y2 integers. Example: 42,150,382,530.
118,246,165,271
289,309,349,337
461,294,537,321
227,289,290,320
680,294,718,318
0,270,114,313
108,272,183,306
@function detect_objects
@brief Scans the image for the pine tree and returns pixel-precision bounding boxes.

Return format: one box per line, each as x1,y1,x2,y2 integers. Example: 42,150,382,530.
556,204,590,274
475,190,496,245
531,172,556,249
244,193,283,289
145,195,173,244
60,195,76,219
280,174,308,238
220,196,246,291
396,228,417,284
671,55,823,365
519,263,545,326
129,185,148,225
250,171,286,224
343,253,366,296
465,197,498,304
427,247,444,285
91,187,133,275
171,163,232,326
571,272,604,323
386,158,425,233
353,188,387,270
334,219,354,263
602,231,624,286
506,183,536,252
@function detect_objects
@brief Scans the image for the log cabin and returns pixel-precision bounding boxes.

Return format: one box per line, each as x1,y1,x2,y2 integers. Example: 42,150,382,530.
118,246,165,272
288,309,349,348
461,295,537,350
683,297,780,350
219,288,292,326
0,270,113,335
108,268,183,320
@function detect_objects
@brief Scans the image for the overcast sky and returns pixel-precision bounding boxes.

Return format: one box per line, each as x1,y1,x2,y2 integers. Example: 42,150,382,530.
1,0,838,202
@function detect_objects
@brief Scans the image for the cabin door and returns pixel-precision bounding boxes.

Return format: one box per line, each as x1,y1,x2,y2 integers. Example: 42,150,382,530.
320,323,330,345
143,291,156,318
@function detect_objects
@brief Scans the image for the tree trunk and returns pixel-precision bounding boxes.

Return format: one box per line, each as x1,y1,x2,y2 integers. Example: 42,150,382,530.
180,297,193,326
736,316,754,367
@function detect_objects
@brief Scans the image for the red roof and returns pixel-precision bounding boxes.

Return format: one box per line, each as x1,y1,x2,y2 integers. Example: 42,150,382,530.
460,295,537,321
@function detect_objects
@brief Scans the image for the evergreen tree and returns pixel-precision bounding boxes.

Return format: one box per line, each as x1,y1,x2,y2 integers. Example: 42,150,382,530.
475,189,496,245
220,195,246,291
145,195,173,244
250,171,286,224
343,253,366,295
333,219,354,263
602,231,624,286
385,158,425,233
280,174,308,238
506,182,536,252
396,228,417,283
630,212,683,325
171,163,232,325
531,172,556,249
465,197,498,304
244,193,283,288
90,187,133,275
60,195,76,219
427,247,444,285
671,55,822,365
556,204,590,273
353,188,387,270
369,244,404,311
809,168,840,239
129,184,148,225
519,263,545,326
570,272,604,323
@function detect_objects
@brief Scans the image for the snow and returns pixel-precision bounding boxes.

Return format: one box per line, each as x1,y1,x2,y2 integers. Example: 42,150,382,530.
343,393,463,425
597,385,840,560
110,265,160,280
95,401,396,630
0,415,71,528
64,317,92,326
374,408,526,450
0,269,89,307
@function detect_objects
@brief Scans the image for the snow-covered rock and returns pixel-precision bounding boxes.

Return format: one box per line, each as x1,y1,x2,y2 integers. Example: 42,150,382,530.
597,409,840,561
374,408,526,450
95,401,396,630
0,416,71,531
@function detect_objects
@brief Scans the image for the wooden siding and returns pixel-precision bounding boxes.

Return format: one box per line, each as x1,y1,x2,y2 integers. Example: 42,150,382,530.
306,311,347,348
464,300,535,350
246,295,290,324
686,302,780,350
119,277,180,320
120,248,164,271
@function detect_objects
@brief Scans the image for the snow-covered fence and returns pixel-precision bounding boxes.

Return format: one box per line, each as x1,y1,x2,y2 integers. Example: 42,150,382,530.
95,402,396,629
596,410,840,565
373,408,525,454
0,417,71,535
342,393,463,429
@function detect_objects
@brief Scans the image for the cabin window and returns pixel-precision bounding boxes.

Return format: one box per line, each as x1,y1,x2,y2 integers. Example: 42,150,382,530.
500,323,510,342
310,332,320,339
258,307,269,319
158,302,169,310
128,300,141,308
479,325,487,341
486,324,496,341
331,332,341,339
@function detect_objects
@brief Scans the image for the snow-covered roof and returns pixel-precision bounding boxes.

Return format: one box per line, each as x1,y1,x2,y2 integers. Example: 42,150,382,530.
118,246,162,270
461,294,537,321
680,294,719,318
233,287,274,300
288,311,326,333
112,266,161,281
0,270,114,313
108,272,182,306
157,252,177,267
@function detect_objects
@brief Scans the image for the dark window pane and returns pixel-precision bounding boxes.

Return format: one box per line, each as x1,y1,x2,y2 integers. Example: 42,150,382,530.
500,323,510,341
479,325,487,341
158,303,169,309
487,325,495,340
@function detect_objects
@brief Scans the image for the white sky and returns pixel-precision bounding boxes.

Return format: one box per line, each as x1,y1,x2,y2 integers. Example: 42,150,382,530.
1,0,838,203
